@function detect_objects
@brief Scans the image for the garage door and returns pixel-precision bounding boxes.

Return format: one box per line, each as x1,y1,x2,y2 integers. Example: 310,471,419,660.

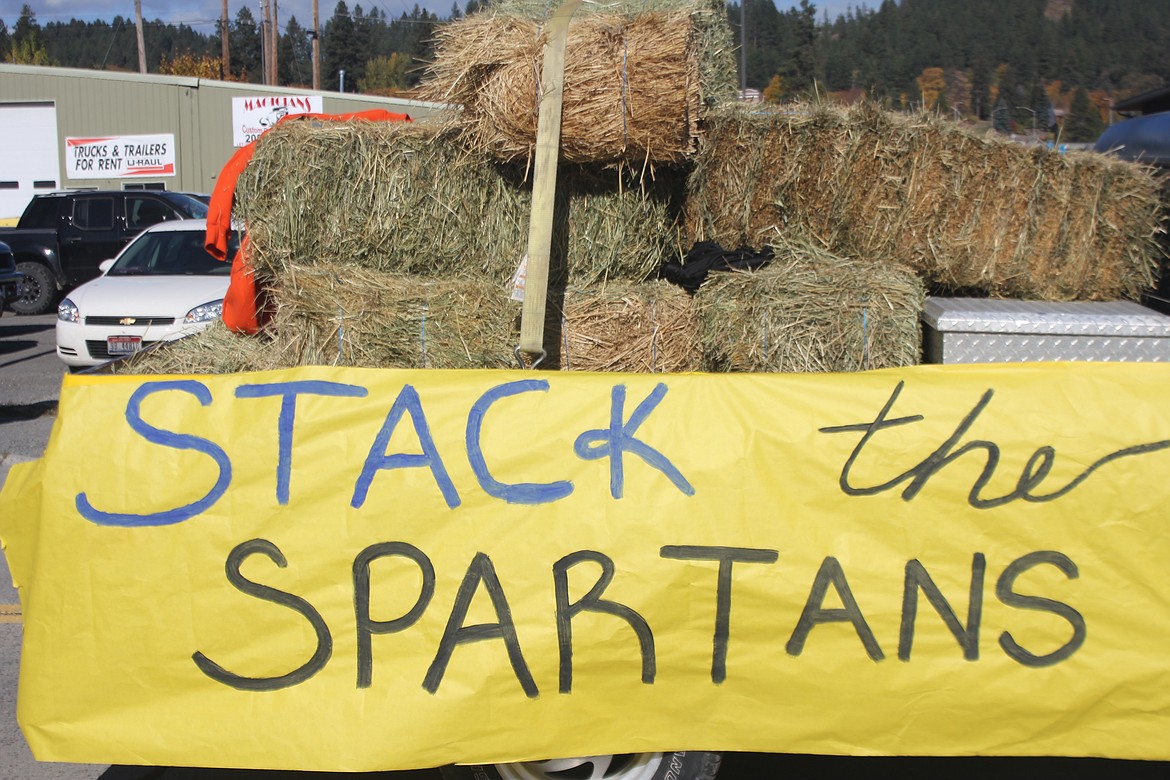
0,102,60,224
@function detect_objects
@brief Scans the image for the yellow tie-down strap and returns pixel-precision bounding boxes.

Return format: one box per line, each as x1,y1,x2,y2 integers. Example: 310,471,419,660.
3,363,1170,770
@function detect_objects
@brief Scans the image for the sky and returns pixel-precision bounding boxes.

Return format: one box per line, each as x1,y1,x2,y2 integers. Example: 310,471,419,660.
1,0,861,35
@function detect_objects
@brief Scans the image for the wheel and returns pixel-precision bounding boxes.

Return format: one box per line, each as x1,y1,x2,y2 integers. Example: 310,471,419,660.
439,752,721,780
10,261,57,315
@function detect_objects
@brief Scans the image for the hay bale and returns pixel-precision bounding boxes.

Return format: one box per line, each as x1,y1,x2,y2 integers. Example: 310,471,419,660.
234,120,685,286
112,321,289,375
695,236,925,373
555,280,701,372
686,102,1166,302
261,264,515,369
419,0,736,167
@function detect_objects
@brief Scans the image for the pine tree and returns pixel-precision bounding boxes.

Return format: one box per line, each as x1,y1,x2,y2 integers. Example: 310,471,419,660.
1064,86,1104,142
278,15,312,86
230,6,262,82
787,0,818,94
323,1,361,92
9,4,52,65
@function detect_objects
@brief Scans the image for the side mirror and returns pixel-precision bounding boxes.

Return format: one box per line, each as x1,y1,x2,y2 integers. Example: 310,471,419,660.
99,259,116,273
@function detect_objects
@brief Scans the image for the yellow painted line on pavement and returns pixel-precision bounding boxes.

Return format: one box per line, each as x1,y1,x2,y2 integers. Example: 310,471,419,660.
0,603,21,623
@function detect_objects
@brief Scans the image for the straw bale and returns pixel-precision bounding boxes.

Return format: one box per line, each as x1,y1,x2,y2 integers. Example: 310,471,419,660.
265,264,518,369
555,280,700,372
234,120,685,286
419,0,736,166
112,321,290,375
687,102,1166,302
695,236,925,373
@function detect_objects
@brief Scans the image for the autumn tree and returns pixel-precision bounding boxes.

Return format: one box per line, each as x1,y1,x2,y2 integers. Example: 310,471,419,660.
359,53,409,93
159,51,230,79
915,66,945,110
763,74,785,102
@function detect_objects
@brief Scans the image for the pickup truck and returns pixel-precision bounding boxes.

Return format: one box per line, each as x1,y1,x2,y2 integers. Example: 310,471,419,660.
0,241,22,314
0,190,208,315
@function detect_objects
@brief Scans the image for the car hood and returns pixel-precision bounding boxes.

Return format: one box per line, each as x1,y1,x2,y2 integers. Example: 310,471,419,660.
67,275,230,316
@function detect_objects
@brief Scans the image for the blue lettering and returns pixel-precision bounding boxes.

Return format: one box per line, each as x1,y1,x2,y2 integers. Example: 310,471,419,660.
574,383,694,499
466,380,574,505
352,385,460,509
235,380,368,505
76,380,231,527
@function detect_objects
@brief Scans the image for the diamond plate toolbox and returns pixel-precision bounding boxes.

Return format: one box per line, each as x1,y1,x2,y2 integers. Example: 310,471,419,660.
922,297,1170,364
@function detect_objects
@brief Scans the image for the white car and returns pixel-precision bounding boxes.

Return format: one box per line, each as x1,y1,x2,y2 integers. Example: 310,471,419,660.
56,219,237,369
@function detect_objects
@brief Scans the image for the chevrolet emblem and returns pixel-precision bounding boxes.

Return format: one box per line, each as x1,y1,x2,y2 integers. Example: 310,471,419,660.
119,317,137,325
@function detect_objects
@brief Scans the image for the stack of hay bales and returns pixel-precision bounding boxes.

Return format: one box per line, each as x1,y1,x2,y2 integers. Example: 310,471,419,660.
119,2,1164,378
121,0,836,377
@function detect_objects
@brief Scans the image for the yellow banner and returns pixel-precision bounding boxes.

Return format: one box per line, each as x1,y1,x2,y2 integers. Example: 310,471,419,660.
3,364,1170,770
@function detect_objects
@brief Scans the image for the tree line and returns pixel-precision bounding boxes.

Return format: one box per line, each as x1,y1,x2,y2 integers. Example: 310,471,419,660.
0,1,444,94
4,0,1168,141
737,0,1170,140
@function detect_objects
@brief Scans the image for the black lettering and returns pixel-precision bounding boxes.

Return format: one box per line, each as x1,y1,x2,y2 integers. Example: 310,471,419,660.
553,550,655,694
786,557,884,661
997,551,1085,666
423,552,537,697
899,554,985,661
353,542,435,688
821,381,1170,509
660,545,778,683
192,539,332,691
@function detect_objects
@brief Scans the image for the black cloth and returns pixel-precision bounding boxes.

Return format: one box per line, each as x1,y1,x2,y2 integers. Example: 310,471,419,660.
660,241,774,292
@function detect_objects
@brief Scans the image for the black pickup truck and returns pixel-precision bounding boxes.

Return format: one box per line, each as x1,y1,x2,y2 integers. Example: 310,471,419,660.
0,241,22,315
0,190,208,315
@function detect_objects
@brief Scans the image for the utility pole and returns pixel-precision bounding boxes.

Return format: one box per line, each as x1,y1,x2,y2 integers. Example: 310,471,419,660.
221,0,230,79
312,0,321,91
134,0,146,73
262,0,274,85
270,0,279,86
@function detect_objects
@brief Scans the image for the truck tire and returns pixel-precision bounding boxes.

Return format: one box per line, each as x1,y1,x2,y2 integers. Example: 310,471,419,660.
10,261,57,315
439,752,721,780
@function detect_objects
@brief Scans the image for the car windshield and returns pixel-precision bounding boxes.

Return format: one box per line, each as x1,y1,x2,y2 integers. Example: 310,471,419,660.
107,230,237,276
159,191,210,219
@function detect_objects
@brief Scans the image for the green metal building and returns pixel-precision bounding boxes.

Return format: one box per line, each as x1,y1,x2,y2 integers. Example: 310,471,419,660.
0,63,445,222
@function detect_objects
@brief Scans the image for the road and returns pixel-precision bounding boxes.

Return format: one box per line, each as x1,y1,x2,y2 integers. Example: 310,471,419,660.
1,314,1168,780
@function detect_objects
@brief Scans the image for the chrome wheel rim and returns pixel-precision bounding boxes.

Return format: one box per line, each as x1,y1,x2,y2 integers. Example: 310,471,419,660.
495,754,665,780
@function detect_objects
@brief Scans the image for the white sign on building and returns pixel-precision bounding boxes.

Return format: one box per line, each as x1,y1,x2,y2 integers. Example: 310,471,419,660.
232,95,324,146
65,134,176,179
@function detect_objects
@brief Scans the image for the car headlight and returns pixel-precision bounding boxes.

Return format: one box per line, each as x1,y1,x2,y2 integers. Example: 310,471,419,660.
57,298,80,323
184,299,224,325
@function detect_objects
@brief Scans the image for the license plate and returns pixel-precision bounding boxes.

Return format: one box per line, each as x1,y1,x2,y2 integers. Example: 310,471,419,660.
107,336,142,355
